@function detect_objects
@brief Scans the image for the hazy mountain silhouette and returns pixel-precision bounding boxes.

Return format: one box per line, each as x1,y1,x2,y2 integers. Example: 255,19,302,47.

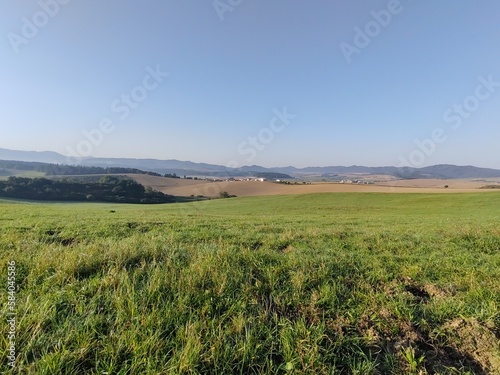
1,148,500,179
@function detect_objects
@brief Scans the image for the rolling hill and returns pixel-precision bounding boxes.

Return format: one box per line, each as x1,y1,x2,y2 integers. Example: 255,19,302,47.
1,147,500,179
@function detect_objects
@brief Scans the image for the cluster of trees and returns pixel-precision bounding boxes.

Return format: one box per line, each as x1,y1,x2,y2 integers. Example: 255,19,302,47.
274,180,310,185
163,173,180,178
219,191,237,198
0,160,163,177
0,176,175,204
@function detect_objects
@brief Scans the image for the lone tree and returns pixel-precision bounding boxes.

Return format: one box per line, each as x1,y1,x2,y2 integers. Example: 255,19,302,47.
219,191,236,198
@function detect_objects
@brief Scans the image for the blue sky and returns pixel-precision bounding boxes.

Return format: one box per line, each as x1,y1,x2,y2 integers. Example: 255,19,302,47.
1,0,499,168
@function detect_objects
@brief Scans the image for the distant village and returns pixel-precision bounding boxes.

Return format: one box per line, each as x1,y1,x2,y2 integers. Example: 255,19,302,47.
183,176,268,182
164,172,375,185
178,171,294,183
185,176,309,184
339,179,375,185
164,172,378,185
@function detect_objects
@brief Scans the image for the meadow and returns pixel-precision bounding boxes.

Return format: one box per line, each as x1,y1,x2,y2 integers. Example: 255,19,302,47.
1,193,499,374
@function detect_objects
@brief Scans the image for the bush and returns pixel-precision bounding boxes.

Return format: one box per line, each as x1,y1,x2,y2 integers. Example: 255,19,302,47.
219,191,237,199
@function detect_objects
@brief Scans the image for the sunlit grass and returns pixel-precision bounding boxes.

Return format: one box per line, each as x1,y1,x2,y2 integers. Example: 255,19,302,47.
1,193,499,374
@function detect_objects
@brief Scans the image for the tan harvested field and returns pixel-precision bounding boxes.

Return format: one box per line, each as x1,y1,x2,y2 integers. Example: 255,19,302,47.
375,178,500,189
128,174,500,198
129,174,210,189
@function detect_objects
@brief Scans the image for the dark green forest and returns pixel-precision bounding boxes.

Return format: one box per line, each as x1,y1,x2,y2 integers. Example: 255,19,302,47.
0,176,174,204
0,160,163,176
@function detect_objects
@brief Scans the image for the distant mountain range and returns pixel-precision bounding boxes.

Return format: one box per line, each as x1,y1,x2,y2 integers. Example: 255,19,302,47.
1,147,500,180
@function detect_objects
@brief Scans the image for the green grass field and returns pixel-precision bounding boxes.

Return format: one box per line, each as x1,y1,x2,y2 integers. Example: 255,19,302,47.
1,193,499,374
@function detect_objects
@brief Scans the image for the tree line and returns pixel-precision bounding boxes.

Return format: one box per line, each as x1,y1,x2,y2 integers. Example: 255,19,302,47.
0,176,175,204
0,160,163,177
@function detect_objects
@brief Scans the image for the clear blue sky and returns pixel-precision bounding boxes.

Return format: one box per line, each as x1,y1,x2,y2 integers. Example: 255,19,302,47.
1,1,499,168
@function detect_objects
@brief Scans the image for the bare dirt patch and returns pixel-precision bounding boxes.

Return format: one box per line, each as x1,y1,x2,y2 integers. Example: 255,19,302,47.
364,278,496,373
378,316,490,374
441,318,500,374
